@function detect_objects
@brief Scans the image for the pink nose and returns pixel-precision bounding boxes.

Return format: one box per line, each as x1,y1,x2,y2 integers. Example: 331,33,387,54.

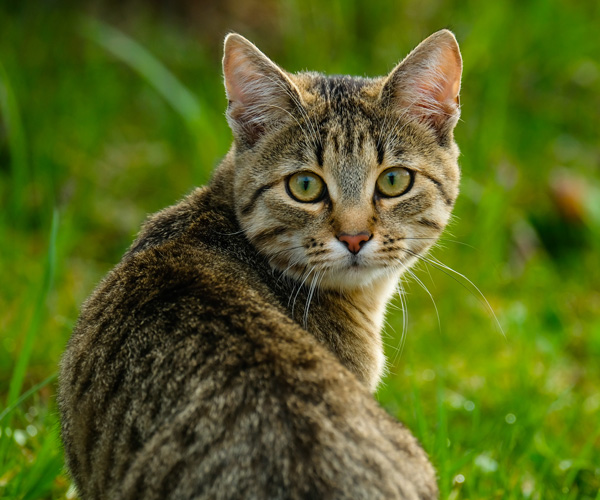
337,232,372,255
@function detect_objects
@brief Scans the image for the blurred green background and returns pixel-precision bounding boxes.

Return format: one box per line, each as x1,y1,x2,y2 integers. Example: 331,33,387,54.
1,0,599,498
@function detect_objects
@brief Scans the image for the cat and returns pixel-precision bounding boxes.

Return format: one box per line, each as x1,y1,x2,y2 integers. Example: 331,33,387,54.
59,29,462,500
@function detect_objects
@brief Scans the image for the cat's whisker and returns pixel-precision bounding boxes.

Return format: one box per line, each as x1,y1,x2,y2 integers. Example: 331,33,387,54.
400,285,409,360
390,281,408,365
427,254,503,333
314,266,328,305
381,339,400,350
397,237,474,249
268,245,307,283
269,245,306,260
299,267,318,316
400,249,505,337
380,311,402,360
417,258,437,290
277,254,306,285
290,265,314,315
400,263,441,335
303,269,322,328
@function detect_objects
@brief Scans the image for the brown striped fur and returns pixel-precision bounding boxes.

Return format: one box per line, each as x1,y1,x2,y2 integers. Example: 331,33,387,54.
59,30,462,499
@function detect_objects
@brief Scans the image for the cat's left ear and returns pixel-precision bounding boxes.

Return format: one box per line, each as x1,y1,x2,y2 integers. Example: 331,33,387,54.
223,34,303,147
381,30,462,140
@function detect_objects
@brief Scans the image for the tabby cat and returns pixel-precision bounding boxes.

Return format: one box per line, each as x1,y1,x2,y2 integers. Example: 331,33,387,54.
59,30,462,499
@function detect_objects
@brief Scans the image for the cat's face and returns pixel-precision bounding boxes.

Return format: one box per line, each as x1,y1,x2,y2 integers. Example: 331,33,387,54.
223,32,462,290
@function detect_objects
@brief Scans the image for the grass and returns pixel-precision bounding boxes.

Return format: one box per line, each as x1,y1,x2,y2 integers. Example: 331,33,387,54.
1,0,599,498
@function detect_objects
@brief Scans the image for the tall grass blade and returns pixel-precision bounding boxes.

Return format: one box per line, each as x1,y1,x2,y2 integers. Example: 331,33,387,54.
80,17,202,131
79,17,217,182
6,209,59,408
435,380,450,499
0,60,28,221
19,425,64,500
0,373,57,423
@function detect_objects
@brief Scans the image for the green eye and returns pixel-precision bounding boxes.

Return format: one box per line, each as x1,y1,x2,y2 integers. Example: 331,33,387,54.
376,167,413,197
287,172,326,202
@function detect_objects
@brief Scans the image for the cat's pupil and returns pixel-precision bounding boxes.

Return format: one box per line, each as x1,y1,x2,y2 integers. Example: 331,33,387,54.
386,173,396,186
302,178,310,191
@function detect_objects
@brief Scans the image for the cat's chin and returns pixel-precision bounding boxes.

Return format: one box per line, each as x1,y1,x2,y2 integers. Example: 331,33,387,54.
319,266,393,290
285,265,395,292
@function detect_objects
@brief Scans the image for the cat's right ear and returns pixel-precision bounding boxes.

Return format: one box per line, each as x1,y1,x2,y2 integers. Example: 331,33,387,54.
223,34,303,147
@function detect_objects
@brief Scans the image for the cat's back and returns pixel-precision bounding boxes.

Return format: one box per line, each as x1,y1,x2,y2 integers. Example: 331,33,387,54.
59,185,435,500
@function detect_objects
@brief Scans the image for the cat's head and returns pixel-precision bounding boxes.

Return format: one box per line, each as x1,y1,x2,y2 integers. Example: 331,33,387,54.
223,31,462,290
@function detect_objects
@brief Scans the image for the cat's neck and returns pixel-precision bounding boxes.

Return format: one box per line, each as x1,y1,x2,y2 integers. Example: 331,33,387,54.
295,273,399,392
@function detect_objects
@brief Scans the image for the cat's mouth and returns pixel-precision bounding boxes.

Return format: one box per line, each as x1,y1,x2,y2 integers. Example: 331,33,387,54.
345,255,385,274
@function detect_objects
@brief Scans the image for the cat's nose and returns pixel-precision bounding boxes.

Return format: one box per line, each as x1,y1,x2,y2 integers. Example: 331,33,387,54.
337,232,372,255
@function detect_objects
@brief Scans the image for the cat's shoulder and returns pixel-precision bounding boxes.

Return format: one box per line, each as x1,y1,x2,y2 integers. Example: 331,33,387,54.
127,186,230,255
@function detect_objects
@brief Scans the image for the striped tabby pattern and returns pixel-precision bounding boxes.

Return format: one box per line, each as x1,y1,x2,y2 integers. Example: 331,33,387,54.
60,30,462,499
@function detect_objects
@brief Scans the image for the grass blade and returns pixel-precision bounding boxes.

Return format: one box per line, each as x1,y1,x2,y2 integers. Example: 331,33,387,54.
0,60,28,221
80,17,202,132
0,373,57,423
6,209,59,409
79,16,218,183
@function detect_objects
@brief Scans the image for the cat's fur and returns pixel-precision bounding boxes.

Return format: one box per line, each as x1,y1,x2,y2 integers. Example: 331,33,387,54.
59,30,462,499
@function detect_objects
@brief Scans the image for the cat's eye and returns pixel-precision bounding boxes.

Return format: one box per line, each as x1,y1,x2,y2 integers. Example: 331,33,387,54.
375,167,413,198
287,172,326,203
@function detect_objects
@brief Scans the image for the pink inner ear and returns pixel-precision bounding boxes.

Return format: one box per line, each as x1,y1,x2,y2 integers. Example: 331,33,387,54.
224,50,257,107
434,57,461,105
401,43,462,131
416,48,461,107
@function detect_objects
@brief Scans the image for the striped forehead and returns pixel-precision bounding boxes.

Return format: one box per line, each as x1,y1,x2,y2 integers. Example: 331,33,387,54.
312,76,380,201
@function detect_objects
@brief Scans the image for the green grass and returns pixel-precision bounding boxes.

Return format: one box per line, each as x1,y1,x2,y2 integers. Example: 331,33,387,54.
1,0,599,498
